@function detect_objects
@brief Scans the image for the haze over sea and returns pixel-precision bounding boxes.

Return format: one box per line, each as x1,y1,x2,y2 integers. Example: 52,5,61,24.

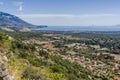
32,26,120,31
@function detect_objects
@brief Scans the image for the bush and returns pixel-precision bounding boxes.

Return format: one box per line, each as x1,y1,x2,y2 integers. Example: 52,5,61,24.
22,66,45,80
0,32,8,40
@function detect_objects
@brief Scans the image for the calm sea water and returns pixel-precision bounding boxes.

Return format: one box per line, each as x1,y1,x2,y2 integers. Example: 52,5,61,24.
32,26,120,31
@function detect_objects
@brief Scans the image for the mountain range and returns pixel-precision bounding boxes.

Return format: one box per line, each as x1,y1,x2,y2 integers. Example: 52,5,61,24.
0,11,47,28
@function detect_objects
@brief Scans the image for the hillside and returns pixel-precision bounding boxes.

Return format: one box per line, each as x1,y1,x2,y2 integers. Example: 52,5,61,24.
0,31,120,80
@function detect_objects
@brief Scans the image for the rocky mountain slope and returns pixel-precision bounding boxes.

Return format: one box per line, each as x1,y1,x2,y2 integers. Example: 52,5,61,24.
0,11,35,28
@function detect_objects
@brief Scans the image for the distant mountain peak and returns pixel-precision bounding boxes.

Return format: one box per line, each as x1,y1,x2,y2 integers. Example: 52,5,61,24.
0,11,18,20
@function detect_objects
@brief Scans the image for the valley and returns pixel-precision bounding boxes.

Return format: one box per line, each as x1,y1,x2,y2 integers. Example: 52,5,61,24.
0,30,120,80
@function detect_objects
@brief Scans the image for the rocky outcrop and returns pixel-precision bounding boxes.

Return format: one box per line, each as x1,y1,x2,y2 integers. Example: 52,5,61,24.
0,53,14,80
0,62,14,80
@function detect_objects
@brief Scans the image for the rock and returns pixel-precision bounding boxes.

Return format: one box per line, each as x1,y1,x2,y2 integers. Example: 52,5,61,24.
0,70,8,77
3,75,15,80
0,63,6,70
0,62,15,80
3,56,8,62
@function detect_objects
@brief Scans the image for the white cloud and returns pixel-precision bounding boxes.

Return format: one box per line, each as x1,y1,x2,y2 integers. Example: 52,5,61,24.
13,2,24,14
17,14,75,18
0,2,4,5
79,14,117,17
19,5,23,12
17,13,118,18
17,13,120,26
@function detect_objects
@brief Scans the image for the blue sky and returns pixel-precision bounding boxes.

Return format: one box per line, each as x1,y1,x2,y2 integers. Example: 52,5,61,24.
0,0,120,26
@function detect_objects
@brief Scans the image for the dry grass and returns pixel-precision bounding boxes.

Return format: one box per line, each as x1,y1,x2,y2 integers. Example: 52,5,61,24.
111,54,120,61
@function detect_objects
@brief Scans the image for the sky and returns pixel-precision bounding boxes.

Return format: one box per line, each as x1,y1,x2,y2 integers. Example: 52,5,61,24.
0,0,120,26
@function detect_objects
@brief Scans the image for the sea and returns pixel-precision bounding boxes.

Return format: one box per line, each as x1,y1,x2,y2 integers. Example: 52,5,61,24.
31,26,120,31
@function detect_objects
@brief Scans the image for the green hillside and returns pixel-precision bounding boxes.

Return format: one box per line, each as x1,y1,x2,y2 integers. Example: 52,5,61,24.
0,31,120,80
